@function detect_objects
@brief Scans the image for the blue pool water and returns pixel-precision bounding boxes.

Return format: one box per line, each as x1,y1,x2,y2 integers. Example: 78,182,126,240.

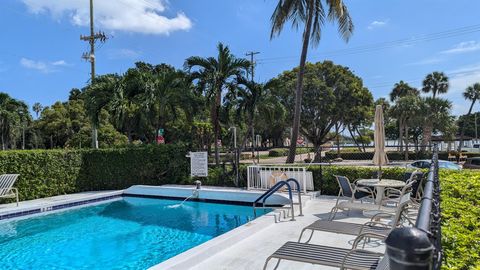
0,197,269,270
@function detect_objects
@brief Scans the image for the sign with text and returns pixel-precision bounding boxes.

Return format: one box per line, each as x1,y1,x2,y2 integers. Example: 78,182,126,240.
190,152,208,177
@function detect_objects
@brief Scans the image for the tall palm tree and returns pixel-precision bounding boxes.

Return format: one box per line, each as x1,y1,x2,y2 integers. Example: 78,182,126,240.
389,81,419,102
228,78,273,158
32,102,43,118
422,71,449,99
185,42,250,165
419,97,452,151
458,83,480,152
270,0,354,163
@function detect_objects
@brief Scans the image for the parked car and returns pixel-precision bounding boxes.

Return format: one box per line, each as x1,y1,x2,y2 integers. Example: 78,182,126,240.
463,157,480,169
407,160,461,170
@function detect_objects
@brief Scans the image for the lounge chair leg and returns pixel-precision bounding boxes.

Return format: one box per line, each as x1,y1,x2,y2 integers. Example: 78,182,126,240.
15,189,19,207
305,230,314,244
272,259,282,270
263,257,281,270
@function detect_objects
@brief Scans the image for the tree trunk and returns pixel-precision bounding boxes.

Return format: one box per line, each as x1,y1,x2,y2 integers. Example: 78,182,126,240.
398,120,404,152
420,122,433,152
210,86,223,166
335,123,341,158
404,124,409,161
286,0,314,164
458,99,476,154
348,125,363,152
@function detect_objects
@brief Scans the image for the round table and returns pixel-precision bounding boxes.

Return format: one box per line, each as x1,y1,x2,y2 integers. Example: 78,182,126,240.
356,179,405,204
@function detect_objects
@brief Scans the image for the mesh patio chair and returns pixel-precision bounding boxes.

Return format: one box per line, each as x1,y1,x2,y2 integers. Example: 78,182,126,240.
299,194,412,245
0,174,20,206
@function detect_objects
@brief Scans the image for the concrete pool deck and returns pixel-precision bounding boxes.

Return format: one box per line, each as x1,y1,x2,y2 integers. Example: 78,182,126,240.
155,195,386,270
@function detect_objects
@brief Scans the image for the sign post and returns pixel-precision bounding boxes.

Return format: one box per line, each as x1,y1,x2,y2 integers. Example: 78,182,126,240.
189,152,208,177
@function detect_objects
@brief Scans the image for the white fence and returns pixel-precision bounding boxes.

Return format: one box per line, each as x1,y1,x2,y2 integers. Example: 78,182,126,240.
247,165,314,193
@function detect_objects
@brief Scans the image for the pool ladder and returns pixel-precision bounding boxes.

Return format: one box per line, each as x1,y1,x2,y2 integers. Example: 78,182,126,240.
253,178,303,221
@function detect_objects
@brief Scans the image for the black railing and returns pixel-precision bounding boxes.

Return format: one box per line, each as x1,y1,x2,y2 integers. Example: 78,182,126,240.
385,145,442,269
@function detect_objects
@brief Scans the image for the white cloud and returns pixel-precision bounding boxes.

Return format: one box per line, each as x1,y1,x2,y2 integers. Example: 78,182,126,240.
22,0,192,35
20,58,69,73
441,41,480,54
108,48,142,60
367,20,388,30
51,60,68,66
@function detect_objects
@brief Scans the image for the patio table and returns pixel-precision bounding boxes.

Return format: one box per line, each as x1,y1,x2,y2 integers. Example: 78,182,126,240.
356,179,405,204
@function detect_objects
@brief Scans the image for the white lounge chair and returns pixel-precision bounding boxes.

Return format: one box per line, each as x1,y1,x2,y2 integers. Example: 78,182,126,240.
0,174,20,206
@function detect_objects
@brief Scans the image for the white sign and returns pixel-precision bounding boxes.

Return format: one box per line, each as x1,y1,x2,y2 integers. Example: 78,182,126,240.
190,152,208,177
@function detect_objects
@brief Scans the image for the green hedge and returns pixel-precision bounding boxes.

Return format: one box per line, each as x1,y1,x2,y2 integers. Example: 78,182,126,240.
0,145,189,201
440,170,480,269
325,151,480,161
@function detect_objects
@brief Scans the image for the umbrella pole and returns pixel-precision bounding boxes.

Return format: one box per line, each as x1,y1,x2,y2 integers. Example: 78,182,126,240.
379,165,382,180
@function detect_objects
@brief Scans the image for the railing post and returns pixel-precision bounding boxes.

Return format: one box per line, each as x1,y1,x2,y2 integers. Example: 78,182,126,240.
385,227,434,270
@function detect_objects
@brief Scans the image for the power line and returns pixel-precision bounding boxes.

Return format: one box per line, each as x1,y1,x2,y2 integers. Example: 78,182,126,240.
257,24,480,64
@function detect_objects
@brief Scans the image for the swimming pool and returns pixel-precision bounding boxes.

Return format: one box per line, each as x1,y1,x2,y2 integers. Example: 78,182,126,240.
0,196,270,269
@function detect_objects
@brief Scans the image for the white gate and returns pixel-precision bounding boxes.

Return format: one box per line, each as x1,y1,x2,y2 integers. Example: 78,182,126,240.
247,165,314,193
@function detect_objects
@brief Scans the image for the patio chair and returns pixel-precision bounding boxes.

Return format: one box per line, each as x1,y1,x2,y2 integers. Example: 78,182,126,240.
0,174,20,206
328,176,376,220
298,194,412,245
263,240,388,270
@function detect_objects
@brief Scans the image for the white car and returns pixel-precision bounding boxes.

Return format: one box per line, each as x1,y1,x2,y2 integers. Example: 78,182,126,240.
407,160,461,170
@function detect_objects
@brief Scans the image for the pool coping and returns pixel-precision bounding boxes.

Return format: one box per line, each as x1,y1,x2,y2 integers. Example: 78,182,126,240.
0,190,123,221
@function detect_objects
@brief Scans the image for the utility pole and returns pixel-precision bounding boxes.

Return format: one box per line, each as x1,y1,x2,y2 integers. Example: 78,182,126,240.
245,51,260,82
246,51,260,161
81,0,107,149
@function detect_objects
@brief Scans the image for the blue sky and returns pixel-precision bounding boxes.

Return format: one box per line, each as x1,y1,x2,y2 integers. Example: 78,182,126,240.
1,0,480,116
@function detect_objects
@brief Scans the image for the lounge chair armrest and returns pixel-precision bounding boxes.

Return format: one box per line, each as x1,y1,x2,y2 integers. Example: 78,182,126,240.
352,232,389,249
370,212,395,221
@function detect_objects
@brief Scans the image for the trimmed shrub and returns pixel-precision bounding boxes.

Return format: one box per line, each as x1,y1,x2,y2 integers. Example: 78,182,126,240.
440,170,480,269
0,144,189,201
268,148,288,157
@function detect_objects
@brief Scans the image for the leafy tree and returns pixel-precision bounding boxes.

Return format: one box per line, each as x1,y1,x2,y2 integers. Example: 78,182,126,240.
422,71,449,99
0,93,30,150
185,43,250,165
390,95,422,155
271,61,372,161
458,83,480,152
270,0,354,163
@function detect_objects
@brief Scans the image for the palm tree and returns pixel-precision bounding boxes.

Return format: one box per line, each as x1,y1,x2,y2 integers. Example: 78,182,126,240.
419,97,452,151
458,83,480,152
228,78,274,158
185,42,250,165
389,81,419,102
422,72,449,99
270,0,354,163
32,102,43,118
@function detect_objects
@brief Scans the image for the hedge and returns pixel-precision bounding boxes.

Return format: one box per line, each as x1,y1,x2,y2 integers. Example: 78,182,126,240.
0,145,189,201
440,170,480,269
325,151,480,161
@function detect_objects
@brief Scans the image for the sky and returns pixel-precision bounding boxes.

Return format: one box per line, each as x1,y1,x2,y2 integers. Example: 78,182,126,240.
1,0,480,116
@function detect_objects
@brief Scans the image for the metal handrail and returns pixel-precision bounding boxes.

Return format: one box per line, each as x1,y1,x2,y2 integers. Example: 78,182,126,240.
385,144,442,269
286,178,303,216
253,180,296,221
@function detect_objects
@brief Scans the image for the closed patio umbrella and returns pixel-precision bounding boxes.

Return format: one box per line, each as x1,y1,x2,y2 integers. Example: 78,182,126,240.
373,105,389,179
